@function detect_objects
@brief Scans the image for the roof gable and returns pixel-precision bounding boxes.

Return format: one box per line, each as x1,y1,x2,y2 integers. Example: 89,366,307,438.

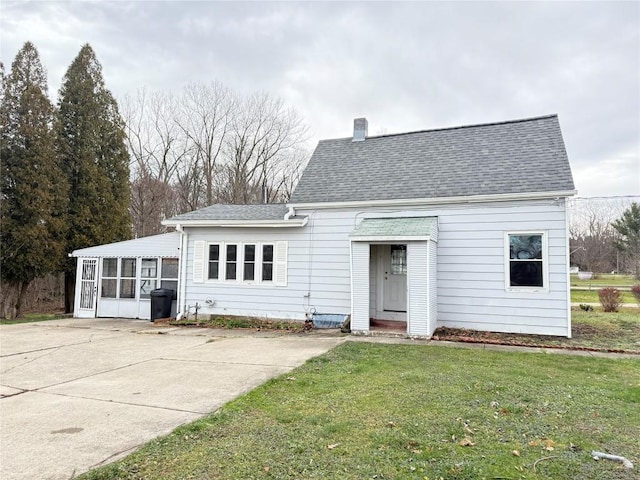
290,115,575,204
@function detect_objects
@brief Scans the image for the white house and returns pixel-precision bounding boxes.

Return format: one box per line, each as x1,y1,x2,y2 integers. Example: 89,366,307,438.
73,114,576,337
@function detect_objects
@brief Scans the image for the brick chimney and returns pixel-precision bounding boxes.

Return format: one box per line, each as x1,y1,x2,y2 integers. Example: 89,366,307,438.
352,117,368,142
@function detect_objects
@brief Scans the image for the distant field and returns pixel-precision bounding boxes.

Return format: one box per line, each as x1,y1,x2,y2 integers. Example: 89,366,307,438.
570,274,637,288
571,290,637,304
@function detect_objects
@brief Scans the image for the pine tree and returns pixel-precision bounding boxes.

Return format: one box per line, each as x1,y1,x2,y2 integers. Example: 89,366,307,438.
612,202,640,278
0,42,68,318
56,44,131,311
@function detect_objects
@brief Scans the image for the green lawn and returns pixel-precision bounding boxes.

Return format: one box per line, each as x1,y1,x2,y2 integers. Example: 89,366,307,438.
79,343,639,480
570,273,637,288
0,313,64,325
571,289,637,304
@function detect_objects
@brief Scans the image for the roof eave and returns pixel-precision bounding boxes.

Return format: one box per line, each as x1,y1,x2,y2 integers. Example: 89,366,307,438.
288,190,577,210
161,218,308,228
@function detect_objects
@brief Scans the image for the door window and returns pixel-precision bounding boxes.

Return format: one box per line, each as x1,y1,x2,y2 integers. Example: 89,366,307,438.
390,245,407,275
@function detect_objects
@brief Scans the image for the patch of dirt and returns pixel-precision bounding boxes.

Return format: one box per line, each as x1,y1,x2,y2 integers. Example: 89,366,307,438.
431,327,639,355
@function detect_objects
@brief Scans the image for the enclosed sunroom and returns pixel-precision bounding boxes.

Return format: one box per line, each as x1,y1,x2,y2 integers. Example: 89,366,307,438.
71,232,181,320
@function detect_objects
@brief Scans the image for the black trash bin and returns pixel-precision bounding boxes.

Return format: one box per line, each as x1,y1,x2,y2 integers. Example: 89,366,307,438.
150,288,174,322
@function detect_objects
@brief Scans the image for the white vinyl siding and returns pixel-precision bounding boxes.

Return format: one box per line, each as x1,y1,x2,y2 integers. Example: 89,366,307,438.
350,241,370,331
180,198,570,336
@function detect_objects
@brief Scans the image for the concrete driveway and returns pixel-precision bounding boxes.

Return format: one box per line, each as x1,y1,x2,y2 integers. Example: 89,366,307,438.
0,318,343,480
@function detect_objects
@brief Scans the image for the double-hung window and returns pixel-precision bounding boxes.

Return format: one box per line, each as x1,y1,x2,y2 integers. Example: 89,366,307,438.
196,241,286,286
101,258,117,298
140,259,157,298
506,232,547,291
120,258,137,299
243,244,256,281
226,244,238,280
161,258,179,292
208,244,220,280
262,244,274,282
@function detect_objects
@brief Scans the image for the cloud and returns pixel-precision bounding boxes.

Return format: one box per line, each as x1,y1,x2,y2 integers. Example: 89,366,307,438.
1,1,638,197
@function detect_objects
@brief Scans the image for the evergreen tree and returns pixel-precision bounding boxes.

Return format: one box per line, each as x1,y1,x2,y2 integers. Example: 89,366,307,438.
612,202,640,278
0,42,68,318
56,44,131,311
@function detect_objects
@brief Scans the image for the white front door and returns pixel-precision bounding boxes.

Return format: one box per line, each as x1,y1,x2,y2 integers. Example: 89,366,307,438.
383,245,407,312
77,258,98,318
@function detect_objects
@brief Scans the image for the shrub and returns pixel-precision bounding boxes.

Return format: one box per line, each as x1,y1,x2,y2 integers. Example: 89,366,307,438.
632,285,640,305
579,303,594,312
598,287,622,312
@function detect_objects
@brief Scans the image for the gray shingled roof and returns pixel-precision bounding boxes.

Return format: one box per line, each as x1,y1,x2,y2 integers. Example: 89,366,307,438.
168,204,289,222
290,115,575,204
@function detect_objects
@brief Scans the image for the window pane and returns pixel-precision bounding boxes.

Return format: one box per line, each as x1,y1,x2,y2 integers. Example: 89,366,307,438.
227,245,237,261
102,258,117,277
101,279,116,298
209,245,219,261
121,258,136,277
208,262,219,280
262,263,273,282
510,235,542,260
161,280,178,292
120,279,136,298
263,245,273,262
226,262,236,280
141,259,157,278
244,263,255,281
510,261,543,287
161,258,179,278
244,245,255,262
140,279,157,298
390,245,407,275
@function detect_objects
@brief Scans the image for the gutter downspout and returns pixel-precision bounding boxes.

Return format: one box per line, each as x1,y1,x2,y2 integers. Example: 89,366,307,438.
284,206,295,220
175,224,188,321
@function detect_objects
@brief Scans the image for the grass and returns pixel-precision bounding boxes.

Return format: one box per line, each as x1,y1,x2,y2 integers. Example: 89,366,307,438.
78,342,639,480
0,313,65,325
570,273,637,287
171,315,308,332
571,289,637,304
435,308,640,353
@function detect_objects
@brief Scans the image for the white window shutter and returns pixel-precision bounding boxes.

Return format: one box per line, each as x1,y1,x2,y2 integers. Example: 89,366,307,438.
274,241,288,287
193,241,205,283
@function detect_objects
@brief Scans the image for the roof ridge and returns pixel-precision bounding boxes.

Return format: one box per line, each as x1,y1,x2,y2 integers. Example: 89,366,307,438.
322,114,558,142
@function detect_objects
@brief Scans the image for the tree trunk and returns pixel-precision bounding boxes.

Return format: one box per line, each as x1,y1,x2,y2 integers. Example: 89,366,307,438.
14,281,30,319
64,272,75,313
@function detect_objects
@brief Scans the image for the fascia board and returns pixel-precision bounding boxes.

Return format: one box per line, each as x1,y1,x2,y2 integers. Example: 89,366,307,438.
162,218,308,228
288,190,577,210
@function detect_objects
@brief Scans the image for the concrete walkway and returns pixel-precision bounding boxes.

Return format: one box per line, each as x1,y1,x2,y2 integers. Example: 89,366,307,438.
0,318,343,480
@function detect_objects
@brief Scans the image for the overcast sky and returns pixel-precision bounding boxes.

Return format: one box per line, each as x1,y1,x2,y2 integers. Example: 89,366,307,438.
2,1,639,198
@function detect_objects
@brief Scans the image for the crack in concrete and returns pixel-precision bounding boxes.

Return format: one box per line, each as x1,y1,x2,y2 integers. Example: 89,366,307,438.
37,390,207,415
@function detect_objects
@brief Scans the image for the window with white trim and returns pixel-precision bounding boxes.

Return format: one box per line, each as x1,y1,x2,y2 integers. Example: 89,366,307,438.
208,244,220,280
140,259,157,298
225,244,238,280
506,232,547,290
195,241,287,286
120,258,137,299
243,244,256,281
101,258,117,298
262,244,274,282
161,258,179,292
